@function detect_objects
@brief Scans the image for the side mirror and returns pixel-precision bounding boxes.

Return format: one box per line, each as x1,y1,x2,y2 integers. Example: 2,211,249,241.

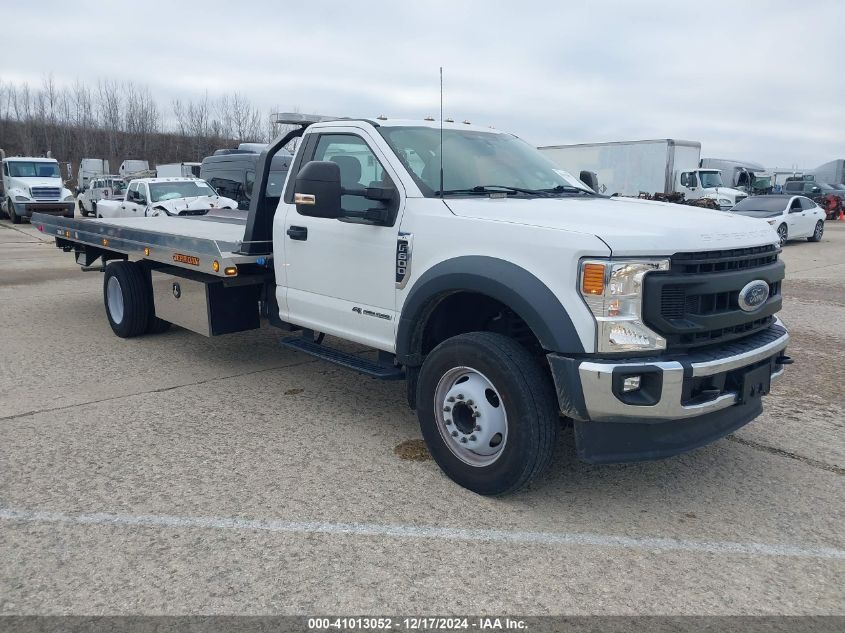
294,161,342,218
579,170,599,192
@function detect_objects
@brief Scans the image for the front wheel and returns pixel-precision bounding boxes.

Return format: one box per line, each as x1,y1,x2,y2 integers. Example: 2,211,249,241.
8,198,21,224
417,332,559,496
808,220,824,242
78,201,88,217
777,223,788,246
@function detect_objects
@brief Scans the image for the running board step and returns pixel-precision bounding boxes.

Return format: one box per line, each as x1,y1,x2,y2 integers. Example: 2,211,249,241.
280,336,405,380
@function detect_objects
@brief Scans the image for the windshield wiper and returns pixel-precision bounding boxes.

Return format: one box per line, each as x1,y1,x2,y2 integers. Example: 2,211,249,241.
435,185,553,197
538,185,598,196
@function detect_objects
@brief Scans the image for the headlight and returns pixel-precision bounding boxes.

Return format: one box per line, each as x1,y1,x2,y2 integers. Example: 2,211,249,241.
767,219,777,225
63,195,75,202
718,198,732,206
14,195,31,201
579,259,669,353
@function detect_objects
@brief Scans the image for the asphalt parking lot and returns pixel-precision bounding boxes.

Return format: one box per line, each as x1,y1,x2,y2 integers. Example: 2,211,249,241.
0,217,843,615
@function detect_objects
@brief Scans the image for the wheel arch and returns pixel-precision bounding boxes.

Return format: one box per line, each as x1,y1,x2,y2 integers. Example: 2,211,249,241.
396,256,585,366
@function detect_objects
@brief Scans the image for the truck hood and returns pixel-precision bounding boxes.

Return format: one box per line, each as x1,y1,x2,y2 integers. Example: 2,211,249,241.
444,196,778,255
156,195,237,213
7,177,64,190
700,186,746,201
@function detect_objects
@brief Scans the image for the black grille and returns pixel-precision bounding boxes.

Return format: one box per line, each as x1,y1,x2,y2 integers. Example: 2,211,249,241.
670,244,779,275
644,246,785,351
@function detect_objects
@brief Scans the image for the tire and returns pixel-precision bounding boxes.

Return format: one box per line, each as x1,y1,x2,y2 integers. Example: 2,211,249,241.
416,332,559,496
808,220,824,242
8,198,21,224
79,201,88,217
777,223,787,246
103,261,150,337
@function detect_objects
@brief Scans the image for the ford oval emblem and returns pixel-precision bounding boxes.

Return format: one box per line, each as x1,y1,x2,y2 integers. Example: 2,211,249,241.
738,280,770,312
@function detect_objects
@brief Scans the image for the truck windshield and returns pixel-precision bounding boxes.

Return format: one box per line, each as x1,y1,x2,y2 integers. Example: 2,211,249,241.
378,126,593,197
149,180,216,202
7,161,61,178
698,171,724,188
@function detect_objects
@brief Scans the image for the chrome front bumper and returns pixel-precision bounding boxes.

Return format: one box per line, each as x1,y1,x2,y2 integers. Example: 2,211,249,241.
549,319,789,425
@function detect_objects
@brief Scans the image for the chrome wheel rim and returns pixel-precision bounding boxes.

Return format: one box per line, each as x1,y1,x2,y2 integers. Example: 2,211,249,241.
815,222,823,240
107,276,124,324
434,366,508,467
778,225,787,246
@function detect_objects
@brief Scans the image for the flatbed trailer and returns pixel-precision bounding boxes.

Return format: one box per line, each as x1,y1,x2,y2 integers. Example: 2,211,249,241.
33,213,279,337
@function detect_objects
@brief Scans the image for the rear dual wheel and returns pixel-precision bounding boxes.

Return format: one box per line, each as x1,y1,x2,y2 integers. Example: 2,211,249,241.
417,332,559,496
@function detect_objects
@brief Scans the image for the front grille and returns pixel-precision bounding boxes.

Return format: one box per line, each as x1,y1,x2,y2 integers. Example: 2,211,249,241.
644,246,785,351
670,244,778,274
30,186,61,200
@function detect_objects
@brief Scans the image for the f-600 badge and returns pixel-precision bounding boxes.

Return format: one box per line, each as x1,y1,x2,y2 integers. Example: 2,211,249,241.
395,233,413,289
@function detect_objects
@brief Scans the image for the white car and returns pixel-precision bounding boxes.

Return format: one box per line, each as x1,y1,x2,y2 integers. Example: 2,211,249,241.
729,194,826,246
96,177,237,218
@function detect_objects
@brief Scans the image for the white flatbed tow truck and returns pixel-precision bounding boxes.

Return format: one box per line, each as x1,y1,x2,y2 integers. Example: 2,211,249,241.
34,113,791,495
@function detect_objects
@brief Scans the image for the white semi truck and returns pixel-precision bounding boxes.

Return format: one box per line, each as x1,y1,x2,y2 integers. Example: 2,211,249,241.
1,151,76,223
539,139,748,210
33,114,790,495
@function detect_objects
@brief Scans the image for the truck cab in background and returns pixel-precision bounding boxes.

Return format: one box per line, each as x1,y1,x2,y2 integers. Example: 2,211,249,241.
0,153,75,223
700,158,771,195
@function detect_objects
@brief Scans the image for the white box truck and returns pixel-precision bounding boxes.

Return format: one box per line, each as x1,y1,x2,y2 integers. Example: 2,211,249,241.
811,159,844,187
119,160,152,179
539,139,748,210
156,162,202,178
77,158,110,192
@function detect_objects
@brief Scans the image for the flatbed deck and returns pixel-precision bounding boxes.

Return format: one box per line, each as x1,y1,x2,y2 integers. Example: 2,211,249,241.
32,213,270,278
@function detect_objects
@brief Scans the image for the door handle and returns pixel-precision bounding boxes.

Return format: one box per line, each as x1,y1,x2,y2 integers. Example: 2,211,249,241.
287,225,308,241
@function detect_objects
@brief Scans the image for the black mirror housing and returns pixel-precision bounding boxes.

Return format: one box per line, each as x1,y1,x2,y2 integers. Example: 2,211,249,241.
364,185,395,201
294,161,342,218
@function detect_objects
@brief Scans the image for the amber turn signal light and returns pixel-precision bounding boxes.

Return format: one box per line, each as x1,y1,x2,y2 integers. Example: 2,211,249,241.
582,263,606,295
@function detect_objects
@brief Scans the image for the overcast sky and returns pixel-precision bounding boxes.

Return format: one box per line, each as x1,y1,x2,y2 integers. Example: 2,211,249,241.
2,0,842,168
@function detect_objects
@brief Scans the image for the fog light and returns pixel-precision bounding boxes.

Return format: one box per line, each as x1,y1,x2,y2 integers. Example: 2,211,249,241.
622,376,641,393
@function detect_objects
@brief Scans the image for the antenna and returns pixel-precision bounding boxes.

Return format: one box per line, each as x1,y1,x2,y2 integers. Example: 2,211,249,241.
439,67,444,197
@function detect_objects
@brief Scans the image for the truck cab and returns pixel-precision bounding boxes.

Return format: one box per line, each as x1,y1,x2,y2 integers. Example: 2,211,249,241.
77,175,126,217
1,155,75,223
676,168,747,209
34,115,791,496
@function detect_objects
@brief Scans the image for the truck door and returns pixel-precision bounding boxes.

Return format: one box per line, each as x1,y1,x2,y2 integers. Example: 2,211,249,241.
787,197,805,235
678,170,700,199
280,129,404,351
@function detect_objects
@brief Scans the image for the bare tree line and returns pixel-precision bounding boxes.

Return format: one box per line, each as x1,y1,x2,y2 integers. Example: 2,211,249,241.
0,74,282,181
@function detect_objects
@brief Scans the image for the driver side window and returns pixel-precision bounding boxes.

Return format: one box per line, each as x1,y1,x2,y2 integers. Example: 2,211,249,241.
136,184,148,204
680,172,697,188
312,134,391,212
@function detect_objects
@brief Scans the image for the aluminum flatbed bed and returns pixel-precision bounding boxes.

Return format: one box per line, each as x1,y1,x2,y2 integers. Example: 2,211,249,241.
32,213,269,278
